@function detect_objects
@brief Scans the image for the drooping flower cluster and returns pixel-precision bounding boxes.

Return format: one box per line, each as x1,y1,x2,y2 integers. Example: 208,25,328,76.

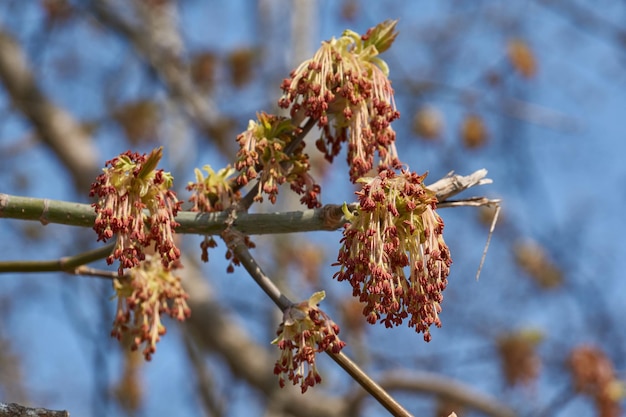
111,254,191,361
90,147,182,275
272,291,346,393
279,20,401,182
234,112,321,208
333,169,452,342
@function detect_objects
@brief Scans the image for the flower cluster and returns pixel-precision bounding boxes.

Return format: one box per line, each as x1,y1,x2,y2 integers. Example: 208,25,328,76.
569,345,625,417
272,291,346,393
279,20,401,182
187,164,240,213
497,329,543,387
234,112,321,208
186,164,255,269
186,164,238,263
333,169,452,342
90,147,182,275
111,254,191,360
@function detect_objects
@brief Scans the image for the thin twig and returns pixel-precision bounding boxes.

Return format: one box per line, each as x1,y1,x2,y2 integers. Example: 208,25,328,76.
182,332,225,417
224,231,291,310
349,372,517,417
476,203,501,281
72,265,121,280
437,197,500,208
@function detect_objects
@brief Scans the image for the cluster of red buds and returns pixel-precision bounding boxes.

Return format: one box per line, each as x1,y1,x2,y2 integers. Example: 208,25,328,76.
187,164,240,213
111,254,191,361
272,291,346,393
90,147,182,275
279,20,401,182
569,345,624,417
186,164,255,270
334,169,452,341
187,164,240,263
234,112,321,208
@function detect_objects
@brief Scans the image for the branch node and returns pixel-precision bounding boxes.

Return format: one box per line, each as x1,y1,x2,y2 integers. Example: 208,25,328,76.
321,204,346,229
39,198,51,225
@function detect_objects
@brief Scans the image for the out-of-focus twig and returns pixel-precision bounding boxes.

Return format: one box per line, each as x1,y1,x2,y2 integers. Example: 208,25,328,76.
0,27,100,191
90,0,225,139
181,257,349,417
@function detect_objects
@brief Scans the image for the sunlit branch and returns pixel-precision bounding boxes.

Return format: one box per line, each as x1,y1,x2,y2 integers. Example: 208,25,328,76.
181,259,348,417
0,169,492,235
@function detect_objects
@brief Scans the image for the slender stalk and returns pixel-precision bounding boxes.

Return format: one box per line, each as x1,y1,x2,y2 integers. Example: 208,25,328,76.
0,244,115,273
328,352,413,417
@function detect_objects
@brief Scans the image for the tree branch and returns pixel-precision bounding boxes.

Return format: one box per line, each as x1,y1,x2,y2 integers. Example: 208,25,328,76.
0,169,493,235
225,235,413,417
0,244,114,274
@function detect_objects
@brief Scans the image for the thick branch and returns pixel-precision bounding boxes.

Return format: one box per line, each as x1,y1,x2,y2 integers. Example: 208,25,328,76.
0,169,492,234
